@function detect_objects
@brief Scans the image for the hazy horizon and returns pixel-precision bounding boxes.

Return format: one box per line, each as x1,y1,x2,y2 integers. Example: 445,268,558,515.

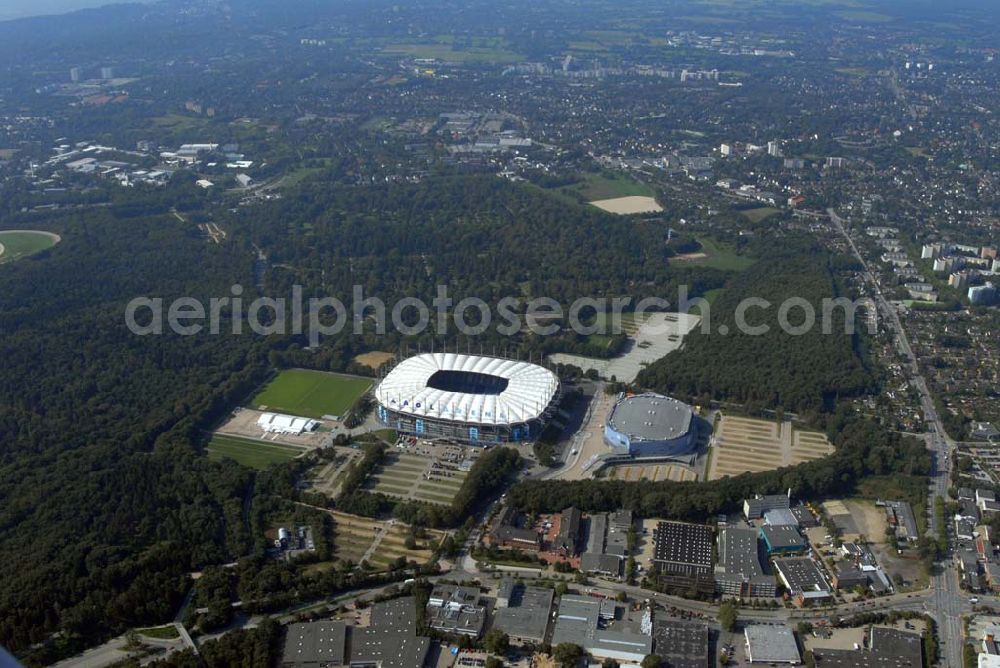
0,0,125,21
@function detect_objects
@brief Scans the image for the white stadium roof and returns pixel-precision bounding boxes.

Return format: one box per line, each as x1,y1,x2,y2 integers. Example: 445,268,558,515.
376,353,559,426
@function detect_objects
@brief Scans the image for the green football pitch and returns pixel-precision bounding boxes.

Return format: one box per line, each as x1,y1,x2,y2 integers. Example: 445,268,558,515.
206,434,304,470
250,369,372,419
0,230,60,264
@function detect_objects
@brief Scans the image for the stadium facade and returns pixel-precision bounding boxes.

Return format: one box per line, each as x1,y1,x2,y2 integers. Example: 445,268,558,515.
603,392,696,457
375,353,560,444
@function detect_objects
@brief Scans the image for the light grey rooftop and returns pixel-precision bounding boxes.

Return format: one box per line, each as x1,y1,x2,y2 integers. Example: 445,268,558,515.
607,393,693,442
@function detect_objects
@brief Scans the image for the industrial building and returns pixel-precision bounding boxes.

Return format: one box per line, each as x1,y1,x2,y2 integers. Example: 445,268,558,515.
425,585,486,638
715,528,776,598
257,412,319,435
551,595,653,664
883,500,919,542
651,521,714,594
651,620,709,668
812,627,923,667
580,510,632,577
773,557,832,606
493,579,554,643
281,598,431,668
760,525,808,555
375,353,560,444
744,625,800,664
281,621,347,668
603,393,697,457
743,493,791,520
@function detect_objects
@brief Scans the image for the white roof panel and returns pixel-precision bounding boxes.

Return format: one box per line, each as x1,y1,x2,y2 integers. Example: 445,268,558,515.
375,353,558,426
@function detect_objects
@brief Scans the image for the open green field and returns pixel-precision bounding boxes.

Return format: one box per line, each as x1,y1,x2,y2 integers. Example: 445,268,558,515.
137,625,180,640
566,172,655,201
251,369,371,419
206,434,304,470
381,43,524,63
679,237,755,272
0,230,60,264
740,207,781,223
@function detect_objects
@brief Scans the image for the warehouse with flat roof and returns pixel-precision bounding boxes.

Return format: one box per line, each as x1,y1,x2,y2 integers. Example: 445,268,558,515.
493,581,554,643
744,625,800,664
651,521,715,594
715,528,776,598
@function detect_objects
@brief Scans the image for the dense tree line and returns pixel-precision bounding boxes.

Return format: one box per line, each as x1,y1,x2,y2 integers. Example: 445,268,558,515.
638,244,878,414
0,204,270,663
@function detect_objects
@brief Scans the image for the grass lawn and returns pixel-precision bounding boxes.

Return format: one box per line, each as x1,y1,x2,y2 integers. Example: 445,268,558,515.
0,231,60,264
381,43,523,63
206,434,303,470
740,207,781,223
137,625,180,640
682,237,755,272
567,172,655,201
251,369,371,419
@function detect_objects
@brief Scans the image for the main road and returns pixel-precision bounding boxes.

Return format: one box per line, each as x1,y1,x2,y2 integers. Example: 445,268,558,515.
829,208,966,667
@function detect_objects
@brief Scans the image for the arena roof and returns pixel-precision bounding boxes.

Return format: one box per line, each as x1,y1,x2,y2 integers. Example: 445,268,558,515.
607,393,693,442
375,353,559,426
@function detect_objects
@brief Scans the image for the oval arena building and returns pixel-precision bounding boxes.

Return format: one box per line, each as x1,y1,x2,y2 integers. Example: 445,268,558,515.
603,392,696,457
375,353,560,444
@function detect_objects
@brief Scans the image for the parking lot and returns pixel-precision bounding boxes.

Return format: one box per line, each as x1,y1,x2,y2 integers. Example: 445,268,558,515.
708,414,833,480
366,438,478,506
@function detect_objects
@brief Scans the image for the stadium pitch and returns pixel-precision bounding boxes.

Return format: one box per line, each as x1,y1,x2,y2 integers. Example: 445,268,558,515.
251,368,372,419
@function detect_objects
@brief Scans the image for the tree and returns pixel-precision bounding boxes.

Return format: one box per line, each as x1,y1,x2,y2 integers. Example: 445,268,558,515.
484,628,510,656
641,656,663,668
602,658,620,668
553,642,583,667
718,600,738,633
485,658,504,668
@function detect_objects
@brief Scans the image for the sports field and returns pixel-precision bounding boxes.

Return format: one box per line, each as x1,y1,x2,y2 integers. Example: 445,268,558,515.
206,434,305,470
251,369,371,419
0,230,60,264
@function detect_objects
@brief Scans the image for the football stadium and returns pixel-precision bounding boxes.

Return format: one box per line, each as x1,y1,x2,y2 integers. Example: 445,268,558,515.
375,353,561,444
603,392,696,457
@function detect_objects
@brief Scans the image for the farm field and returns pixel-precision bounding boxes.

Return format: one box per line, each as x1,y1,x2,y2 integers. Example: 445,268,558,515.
0,230,61,264
707,414,833,480
367,451,468,506
250,368,371,419
206,434,306,470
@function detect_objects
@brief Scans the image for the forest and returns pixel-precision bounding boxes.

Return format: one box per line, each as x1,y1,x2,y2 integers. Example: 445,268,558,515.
638,243,879,415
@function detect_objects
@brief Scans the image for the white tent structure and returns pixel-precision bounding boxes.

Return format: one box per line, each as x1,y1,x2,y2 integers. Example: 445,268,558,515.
257,412,318,435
